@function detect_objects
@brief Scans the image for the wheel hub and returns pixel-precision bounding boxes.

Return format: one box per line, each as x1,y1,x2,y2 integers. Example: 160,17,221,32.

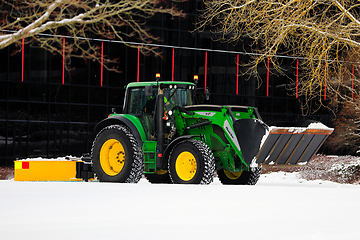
224,170,242,180
175,151,197,181
100,139,125,176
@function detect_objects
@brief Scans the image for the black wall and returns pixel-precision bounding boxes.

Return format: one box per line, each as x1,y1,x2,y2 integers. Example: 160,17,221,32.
0,1,332,166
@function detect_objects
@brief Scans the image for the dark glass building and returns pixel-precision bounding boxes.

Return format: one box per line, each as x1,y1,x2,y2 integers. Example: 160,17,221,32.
0,1,332,166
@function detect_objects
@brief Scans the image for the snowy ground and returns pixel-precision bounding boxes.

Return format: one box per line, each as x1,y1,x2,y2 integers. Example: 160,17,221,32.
1,172,360,240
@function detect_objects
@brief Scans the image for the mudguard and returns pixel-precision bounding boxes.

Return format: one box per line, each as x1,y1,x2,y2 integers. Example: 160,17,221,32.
163,135,199,166
94,115,147,146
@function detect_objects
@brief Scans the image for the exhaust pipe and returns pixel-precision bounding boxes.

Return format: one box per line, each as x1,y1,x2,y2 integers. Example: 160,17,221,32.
156,84,165,169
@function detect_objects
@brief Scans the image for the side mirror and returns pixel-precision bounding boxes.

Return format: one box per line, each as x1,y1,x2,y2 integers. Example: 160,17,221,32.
205,88,210,101
145,85,153,97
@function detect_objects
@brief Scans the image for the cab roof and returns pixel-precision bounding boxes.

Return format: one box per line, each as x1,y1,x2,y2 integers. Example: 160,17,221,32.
126,81,195,88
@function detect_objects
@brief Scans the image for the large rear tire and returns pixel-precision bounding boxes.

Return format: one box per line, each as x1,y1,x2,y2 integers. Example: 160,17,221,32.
145,170,172,184
168,139,215,184
91,125,144,183
217,167,261,185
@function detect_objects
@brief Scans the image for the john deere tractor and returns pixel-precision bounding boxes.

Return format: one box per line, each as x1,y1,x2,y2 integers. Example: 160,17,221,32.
90,75,333,185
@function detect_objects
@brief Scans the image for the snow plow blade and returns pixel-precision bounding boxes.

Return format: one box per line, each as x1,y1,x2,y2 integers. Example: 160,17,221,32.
255,124,333,166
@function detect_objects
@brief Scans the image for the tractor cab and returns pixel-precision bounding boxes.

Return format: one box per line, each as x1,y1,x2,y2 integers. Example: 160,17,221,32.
123,81,196,140
123,82,195,115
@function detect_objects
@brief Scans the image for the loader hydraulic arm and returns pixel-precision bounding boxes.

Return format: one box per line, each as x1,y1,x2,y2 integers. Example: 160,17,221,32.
172,105,194,116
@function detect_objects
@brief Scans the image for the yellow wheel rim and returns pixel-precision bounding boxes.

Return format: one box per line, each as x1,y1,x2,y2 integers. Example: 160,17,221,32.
175,151,197,181
100,139,125,176
224,170,242,180
156,169,168,175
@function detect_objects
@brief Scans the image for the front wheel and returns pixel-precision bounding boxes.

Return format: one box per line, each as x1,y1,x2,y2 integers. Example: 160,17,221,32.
91,125,144,183
217,167,262,185
168,139,215,184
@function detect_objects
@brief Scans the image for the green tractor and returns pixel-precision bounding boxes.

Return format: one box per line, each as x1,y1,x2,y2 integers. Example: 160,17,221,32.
90,76,333,185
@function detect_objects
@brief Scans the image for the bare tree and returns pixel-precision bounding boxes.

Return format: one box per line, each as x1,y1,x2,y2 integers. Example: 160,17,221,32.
196,0,360,113
326,95,360,154
0,0,184,70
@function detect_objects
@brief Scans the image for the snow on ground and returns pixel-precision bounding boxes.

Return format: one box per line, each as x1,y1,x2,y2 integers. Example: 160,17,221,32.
0,172,359,240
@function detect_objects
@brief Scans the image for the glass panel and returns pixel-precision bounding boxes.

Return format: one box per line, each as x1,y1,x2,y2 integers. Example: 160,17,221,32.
125,86,194,115
29,103,48,120
163,88,193,108
108,88,125,108
29,83,47,101
49,85,68,103
70,104,87,122
89,106,107,123
70,86,88,104
89,87,106,104
49,103,68,122
126,88,150,115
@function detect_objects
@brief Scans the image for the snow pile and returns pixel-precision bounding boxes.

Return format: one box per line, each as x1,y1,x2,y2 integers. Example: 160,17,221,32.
268,121,333,134
17,156,79,161
260,123,270,148
290,155,360,184
330,158,360,183
307,122,333,130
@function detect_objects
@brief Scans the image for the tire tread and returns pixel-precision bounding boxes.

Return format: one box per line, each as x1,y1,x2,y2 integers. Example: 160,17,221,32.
168,139,215,185
91,124,144,183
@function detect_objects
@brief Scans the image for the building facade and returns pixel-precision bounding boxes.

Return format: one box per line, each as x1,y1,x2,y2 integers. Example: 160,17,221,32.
0,1,332,166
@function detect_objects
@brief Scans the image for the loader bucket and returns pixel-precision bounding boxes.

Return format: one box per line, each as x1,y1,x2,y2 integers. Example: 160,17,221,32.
233,118,269,165
255,122,333,166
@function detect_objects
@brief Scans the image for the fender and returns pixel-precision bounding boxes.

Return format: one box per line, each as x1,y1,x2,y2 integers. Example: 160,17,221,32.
163,135,200,166
94,115,146,146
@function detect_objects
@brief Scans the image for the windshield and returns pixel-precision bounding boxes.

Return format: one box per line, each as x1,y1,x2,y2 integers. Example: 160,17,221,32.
124,86,194,115
163,88,194,108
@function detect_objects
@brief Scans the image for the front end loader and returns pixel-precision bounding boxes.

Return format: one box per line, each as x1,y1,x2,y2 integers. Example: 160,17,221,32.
90,76,333,185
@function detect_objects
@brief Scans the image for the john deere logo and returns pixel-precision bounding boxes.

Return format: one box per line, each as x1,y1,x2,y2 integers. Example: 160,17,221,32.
225,126,235,139
196,112,215,117
224,120,241,151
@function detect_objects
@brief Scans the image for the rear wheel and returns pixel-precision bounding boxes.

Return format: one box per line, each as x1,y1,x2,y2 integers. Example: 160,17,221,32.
91,125,144,183
169,139,215,184
217,167,261,185
145,170,172,184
